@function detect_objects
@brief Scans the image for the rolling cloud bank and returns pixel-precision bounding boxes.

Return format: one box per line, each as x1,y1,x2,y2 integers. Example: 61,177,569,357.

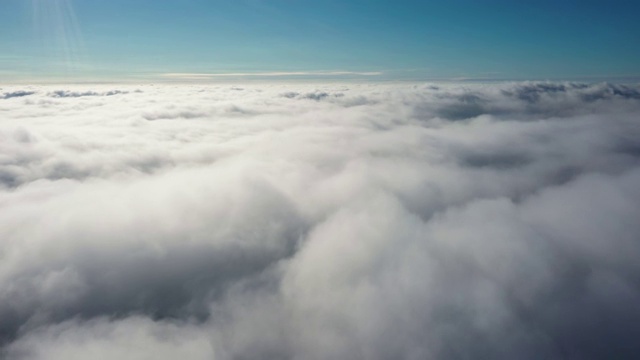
1,82,640,359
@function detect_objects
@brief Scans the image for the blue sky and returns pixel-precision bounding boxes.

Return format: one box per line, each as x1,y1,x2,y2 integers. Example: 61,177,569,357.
1,0,639,82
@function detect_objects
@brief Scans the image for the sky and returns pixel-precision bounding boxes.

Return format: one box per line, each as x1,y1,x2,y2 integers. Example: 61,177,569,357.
1,0,640,82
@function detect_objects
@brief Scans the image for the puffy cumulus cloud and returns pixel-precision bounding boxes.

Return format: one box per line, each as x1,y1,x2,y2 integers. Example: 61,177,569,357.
0,82,640,359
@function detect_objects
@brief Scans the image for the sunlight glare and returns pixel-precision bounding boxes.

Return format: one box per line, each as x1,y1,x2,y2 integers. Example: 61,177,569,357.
31,0,84,73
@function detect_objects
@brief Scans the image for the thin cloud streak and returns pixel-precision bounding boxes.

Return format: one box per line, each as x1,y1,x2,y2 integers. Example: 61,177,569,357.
160,71,384,79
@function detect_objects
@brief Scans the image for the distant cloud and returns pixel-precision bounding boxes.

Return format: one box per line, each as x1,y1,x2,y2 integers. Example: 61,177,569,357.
48,90,130,98
1,90,35,99
1,82,640,360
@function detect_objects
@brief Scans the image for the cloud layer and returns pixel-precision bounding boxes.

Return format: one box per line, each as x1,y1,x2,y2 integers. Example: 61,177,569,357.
1,82,640,359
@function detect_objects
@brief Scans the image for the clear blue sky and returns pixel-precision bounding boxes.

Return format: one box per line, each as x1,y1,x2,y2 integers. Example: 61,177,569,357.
1,0,639,82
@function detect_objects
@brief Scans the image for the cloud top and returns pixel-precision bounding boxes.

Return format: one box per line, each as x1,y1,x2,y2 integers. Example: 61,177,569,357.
1,82,640,359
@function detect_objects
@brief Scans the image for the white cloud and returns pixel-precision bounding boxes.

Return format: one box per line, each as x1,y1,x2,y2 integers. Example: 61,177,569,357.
1,82,640,359
4,317,214,360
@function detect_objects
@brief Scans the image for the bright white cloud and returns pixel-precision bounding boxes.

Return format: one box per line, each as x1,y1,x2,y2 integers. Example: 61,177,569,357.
1,82,640,359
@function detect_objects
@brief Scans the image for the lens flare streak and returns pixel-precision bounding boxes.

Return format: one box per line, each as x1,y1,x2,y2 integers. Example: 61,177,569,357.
31,0,84,74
